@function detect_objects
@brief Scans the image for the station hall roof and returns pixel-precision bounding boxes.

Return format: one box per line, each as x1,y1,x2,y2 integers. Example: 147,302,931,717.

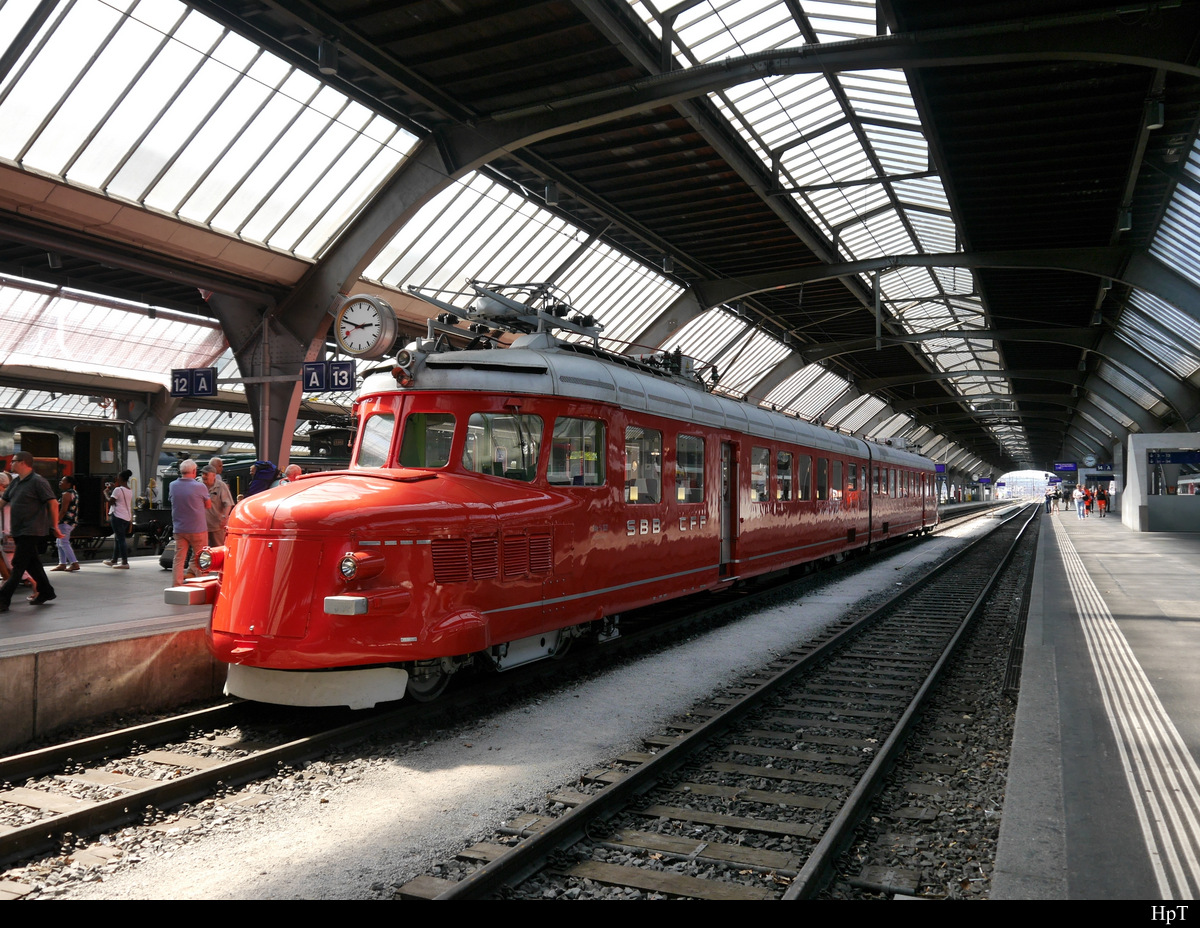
2,0,1200,475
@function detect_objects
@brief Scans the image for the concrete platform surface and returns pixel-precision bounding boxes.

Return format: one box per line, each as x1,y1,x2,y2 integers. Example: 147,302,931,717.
994,510,1200,900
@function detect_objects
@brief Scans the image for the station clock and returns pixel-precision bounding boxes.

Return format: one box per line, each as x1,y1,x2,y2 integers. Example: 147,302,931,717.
333,295,398,359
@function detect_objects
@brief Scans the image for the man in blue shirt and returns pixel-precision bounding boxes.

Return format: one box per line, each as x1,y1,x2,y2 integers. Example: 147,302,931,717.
170,459,211,587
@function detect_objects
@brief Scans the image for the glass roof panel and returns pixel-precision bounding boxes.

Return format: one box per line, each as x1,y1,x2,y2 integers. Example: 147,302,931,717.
867,413,914,442
659,307,747,366
0,0,416,260
828,394,885,433
840,70,920,124
364,171,681,349
765,367,851,419
805,0,878,41
0,386,117,420
1149,143,1200,288
1096,361,1166,414
0,276,226,384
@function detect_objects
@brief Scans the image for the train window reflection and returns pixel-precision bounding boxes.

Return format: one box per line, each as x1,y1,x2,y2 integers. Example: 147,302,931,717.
750,447,769,501
816,458,829,501
831,460,843,500
796,454,811,501
355,413,395,468
549,418,605,486
463,413,543,481
777,451,793,501
398,413,456,468
625,426,662,503
676,435,704,503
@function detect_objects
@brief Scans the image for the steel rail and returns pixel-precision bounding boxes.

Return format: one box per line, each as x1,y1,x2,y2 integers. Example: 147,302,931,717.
782,503,1039,898
435,503,1037,899
0,701,422,867
0,703,244,784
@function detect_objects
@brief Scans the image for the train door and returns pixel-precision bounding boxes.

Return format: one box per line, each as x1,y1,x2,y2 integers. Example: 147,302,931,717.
720,441,736,577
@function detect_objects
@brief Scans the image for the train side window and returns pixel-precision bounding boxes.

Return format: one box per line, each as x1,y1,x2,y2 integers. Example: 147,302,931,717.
795,454,812,500
873,464,881,495
777,451,793,500
816,457,829,500
831,460,843,500
463,413,543,481
397,413,456,468
750,446,769,501
625,426,662,502
890,468,897,498
355,413,396,468
847,462,858,494
675,434,704,503
549,418,605,486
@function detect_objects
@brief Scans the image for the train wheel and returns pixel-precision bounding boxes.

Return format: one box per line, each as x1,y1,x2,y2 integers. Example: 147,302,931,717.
406,663,451,702
550,631,572,660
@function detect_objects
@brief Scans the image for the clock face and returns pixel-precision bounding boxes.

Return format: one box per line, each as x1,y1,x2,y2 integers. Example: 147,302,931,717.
1083,454,1097,468
334,296,396,358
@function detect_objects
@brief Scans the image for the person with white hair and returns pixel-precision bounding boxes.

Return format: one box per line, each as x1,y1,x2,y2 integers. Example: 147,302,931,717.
169,459,211,587
283,464,303,482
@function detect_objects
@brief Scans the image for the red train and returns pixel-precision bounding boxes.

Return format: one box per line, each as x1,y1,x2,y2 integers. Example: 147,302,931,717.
170,284,937,708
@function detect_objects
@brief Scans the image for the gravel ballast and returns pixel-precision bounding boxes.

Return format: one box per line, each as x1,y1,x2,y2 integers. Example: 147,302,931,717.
12,522,994,900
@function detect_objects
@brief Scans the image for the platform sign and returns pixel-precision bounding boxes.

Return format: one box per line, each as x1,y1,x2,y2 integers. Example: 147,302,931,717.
192,367,217,397
1049,476,1062,484
979,477,992,484
302,361,328,391
934,463,946,473
1148,450,1200,465
329,360,355,390
170,367,218,397
1053,461,1077,472
301,361,356,392
170,368,193,397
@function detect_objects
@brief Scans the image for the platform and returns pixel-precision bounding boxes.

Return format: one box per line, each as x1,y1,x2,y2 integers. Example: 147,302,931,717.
994,509,1200,899
0,553,220,750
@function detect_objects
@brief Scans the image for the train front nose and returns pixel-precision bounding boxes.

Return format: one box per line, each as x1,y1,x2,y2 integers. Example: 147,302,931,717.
215,534,326,638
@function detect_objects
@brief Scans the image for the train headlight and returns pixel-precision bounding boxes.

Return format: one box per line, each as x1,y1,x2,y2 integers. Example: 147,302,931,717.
198,546,225,572
339,551,385,583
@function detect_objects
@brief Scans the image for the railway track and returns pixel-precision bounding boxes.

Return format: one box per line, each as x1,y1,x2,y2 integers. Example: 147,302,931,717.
0,503,1005,883
398,503,1038,900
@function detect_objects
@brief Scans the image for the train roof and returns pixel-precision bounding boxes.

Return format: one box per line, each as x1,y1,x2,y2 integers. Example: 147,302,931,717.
361,333,933,470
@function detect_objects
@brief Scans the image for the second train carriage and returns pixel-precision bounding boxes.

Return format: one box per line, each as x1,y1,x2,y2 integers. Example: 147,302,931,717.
172,285,938,708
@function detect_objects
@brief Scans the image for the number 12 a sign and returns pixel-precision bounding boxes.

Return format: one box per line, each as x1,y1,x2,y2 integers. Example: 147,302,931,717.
171,367,218,397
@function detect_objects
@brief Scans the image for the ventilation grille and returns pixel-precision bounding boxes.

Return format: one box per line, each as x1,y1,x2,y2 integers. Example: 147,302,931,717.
503,535,529,577
433,534,551,583
471,537,498,579
530,533,552,572
432,538,469,583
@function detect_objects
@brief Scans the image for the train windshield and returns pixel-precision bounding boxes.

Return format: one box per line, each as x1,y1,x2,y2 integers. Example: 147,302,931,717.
398,413,457,468
355,413,395,468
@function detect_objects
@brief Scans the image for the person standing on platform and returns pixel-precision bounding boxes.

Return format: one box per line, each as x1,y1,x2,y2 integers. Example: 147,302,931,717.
1097,486,1108,518
0,451,61,611
170,459,211,587
1073,484,1085,519
1044,486,1054,513
201,465,233,546
0,472,12,585
103,470,134,568
52,475,80,572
